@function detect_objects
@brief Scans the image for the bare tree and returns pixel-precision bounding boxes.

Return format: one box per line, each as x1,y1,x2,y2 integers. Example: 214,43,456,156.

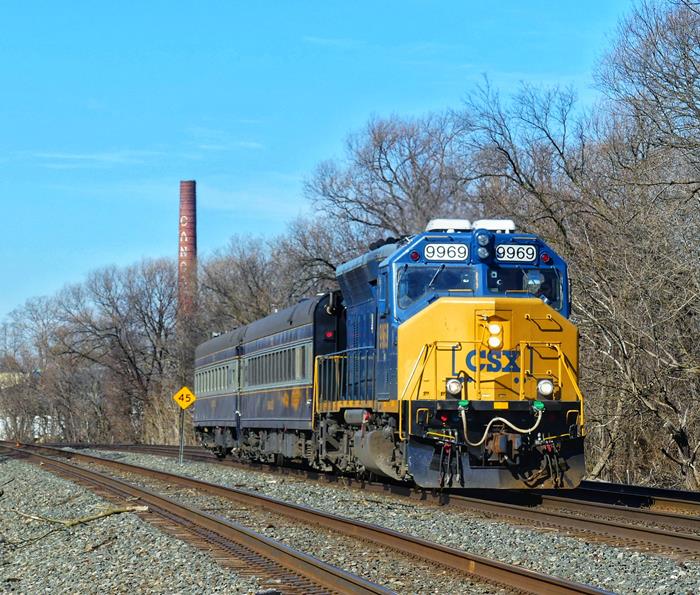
199,236,285,331
306,113,479,237
273,217,366,298
54,258,178,438
599,0,700,188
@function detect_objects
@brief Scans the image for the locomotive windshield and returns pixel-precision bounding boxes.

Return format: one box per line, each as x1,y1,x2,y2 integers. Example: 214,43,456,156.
398,265,477,309
487,267,563,310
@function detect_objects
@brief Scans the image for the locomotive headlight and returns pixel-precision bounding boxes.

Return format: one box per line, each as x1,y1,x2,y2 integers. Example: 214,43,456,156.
477,246,489,259
487,322,502,348
446,378,462,396
476,232,490,247
537,379,555,397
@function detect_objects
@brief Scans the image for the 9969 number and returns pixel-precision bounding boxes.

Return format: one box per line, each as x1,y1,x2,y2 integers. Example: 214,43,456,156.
495,244,537,262
424,243,469,261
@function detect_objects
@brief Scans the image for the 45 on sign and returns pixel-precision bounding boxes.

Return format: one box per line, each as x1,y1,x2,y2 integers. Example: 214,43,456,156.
173,386,197,410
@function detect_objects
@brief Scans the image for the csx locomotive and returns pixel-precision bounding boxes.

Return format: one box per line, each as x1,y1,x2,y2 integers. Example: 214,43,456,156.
193,219,585,489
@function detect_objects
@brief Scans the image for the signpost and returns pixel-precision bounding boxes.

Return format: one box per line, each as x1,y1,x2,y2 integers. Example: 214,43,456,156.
172,386,197,464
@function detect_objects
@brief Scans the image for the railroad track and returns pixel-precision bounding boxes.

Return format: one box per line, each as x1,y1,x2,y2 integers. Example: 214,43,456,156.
57,443,700,559
2,442,606,595
2,444,388,595
572,480,700,515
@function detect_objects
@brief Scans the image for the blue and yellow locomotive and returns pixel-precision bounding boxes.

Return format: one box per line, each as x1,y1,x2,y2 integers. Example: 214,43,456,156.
193,219,585,489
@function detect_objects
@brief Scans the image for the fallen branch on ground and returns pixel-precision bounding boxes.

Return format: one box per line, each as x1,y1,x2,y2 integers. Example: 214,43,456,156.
4,505,149,548
14,505,149,527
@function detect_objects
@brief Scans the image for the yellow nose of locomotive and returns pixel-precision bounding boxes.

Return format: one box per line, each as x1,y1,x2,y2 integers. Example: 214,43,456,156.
397,296,585,489
397,296,582,408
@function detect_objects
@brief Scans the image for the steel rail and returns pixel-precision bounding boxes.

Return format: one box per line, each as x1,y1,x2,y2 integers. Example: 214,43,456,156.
531,493,700,532
60,443,700,511
4,445,390,595
76,443,700,544
442,493,700,556
573,480,700,515
4,442,607,595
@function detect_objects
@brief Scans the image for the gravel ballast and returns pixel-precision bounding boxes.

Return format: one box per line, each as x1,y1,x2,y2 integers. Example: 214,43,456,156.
71,460,501,594
76,448,700,595
0,455,261,594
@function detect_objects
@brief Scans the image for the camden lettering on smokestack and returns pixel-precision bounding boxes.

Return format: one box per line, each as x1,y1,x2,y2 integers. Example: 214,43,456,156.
178,180,197,317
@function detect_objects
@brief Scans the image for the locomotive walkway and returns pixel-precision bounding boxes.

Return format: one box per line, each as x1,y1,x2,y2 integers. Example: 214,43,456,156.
3,442,606,595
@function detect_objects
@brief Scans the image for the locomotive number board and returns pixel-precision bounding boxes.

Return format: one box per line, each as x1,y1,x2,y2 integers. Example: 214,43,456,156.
424,243,469,261
495,244,537,262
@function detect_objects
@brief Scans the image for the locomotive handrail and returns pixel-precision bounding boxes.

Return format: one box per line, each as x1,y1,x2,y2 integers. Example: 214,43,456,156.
509,339,584,437
398,343,434,440
397,339,584,437
322,346,375,357
551,344,585,429
401,340,490,438
398,343,432,401
314,347,377,414
312,356,320,428
515,341,585,429
314,339,585,437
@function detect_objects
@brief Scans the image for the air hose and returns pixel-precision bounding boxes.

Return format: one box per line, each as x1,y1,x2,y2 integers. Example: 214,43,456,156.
460,407,543,447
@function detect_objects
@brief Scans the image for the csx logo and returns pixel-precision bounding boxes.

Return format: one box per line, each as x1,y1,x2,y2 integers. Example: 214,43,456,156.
466,349,520,373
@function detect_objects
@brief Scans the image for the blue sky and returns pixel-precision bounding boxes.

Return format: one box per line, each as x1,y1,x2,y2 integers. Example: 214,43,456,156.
1,1,632,319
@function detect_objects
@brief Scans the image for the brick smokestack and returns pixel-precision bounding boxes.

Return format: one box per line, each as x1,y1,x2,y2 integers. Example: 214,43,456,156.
178,180,197,317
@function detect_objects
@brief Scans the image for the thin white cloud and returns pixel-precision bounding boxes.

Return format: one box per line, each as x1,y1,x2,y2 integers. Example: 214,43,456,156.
302,36,365,49
41,162,92,170
255,170,305,185
180,152,206,161
233,141,264,150
397,41,464,54
186,126,227,139
197,144,229,151
198,184,303,216
197,141,264,151
302,37,464,57
399,59,475,70
187,127,264,151
84,98,108,111
29,149,163,166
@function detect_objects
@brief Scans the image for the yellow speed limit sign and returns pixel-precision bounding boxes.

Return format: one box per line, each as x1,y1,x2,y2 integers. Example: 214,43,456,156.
173,386,197,410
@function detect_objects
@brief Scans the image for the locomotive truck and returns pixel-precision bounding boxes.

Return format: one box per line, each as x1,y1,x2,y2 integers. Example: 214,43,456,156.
193,219,585,489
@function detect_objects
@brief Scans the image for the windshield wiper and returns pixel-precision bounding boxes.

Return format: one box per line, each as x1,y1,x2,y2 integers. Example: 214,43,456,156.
428,264,445,288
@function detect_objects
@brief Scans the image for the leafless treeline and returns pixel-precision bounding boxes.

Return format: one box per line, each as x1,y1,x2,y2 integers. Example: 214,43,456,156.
0,261,184,443
1,1,698,487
